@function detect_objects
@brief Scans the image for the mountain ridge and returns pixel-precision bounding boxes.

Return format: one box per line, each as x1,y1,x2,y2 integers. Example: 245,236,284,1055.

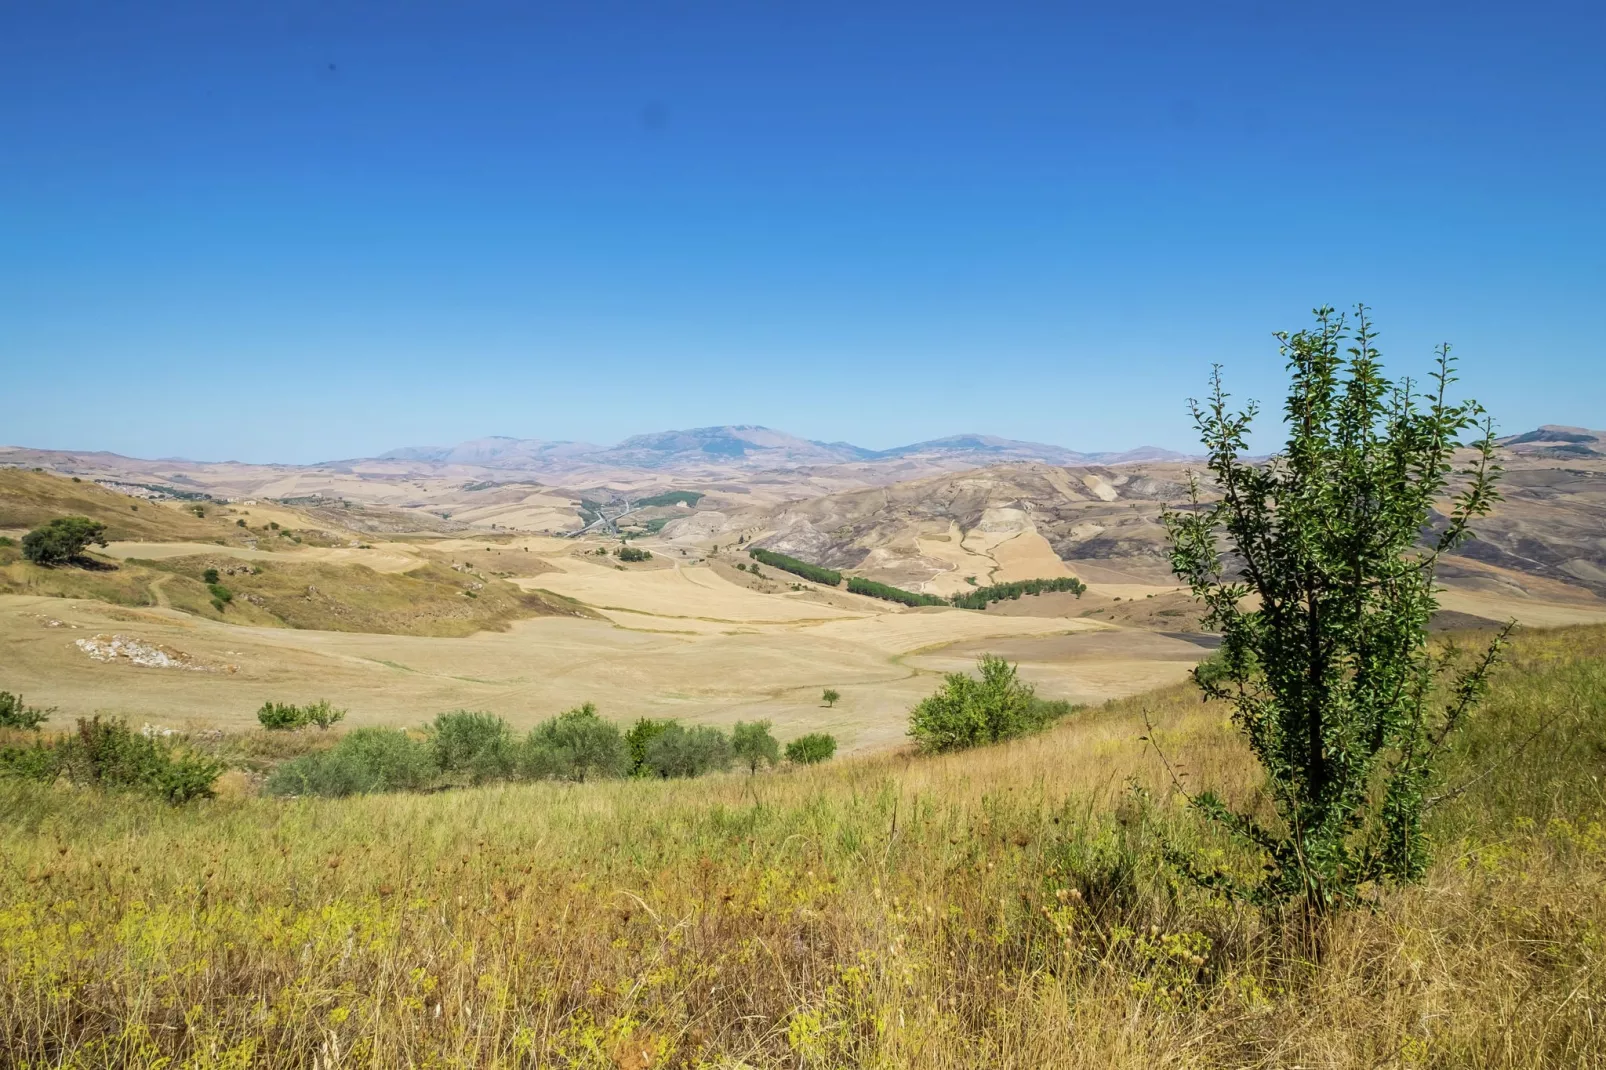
371,425,1189,472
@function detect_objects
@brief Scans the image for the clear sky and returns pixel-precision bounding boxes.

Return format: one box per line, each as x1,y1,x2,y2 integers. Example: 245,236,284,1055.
3,2,1602,463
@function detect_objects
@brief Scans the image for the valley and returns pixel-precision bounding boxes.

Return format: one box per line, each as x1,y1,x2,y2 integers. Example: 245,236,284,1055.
4,423,1604,751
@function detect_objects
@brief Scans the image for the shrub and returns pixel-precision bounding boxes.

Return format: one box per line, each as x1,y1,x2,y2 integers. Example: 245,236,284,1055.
642,723,733,779
21,516,108,566
203,568,220,584
732,720,780,773
784,732,837,765
0,691,51,730
428,710,516,782
617,546,652,562
527,702,627,782
1162,304,1505,913
747,548,842,586
821,688,840,708
303,700,347,730
267,727,435,797
908,655,1061,753
0,535,13,547
6,717,226,804
846,577,946,607
257,702,306,730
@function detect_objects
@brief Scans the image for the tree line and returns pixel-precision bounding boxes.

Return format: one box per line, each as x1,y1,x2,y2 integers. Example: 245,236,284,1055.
747,548,843,586
845,576,948,607
948,576,1086,610
262,706,837,798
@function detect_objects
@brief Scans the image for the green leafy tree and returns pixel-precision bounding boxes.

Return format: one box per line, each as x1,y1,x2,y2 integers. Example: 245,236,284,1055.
821,688,840,708
21,516,108,566
529,702,627,782
428,710,516,783
203,568,221,584
1161,305,1505,915
908,655,1051,752
642,723,733,778
624,718,676,776
784,732,837,765
0,692,52,730
731,720,780,773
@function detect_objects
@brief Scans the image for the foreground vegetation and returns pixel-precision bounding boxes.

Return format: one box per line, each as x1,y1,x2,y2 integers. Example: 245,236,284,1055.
3,623,1602,1066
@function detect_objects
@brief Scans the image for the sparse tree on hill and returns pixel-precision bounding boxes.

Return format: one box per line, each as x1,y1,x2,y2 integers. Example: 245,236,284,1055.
1160,305,1505,916
21,516,108,566
821,689,840,708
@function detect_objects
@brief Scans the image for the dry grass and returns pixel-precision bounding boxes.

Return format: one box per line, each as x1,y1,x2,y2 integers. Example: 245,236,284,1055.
0,469,250,544
2,626,1605,1067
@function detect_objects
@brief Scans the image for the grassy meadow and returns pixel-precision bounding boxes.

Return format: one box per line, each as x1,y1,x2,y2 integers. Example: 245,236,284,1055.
3,625,1605,1067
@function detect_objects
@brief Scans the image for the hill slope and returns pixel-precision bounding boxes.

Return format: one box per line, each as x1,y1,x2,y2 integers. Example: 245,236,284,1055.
0,469,250,544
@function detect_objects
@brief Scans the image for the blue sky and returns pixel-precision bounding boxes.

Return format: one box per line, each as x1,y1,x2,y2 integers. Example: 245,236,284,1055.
3,1,1602,463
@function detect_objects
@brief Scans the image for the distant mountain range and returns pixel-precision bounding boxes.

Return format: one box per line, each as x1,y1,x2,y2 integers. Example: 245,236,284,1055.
375,425,1189,472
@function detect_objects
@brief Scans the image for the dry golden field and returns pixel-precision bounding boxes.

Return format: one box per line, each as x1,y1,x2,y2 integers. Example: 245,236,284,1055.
3,624,1605,1067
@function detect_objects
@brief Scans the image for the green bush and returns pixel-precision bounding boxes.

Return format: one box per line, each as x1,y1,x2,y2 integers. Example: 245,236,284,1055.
0,717,225,804
527,703,627,782
303,700,346,730
747,548,842,586
257,700,349,732
846,577,946,607
203,568,221,585
257,702,304,730
0,691,51,730
784,732,837,765
642,723,733,779
908,655,1067,752
617,546,652,562
266,728,435,797
428,710,516,782
21,516,108,566
732,720,780,773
